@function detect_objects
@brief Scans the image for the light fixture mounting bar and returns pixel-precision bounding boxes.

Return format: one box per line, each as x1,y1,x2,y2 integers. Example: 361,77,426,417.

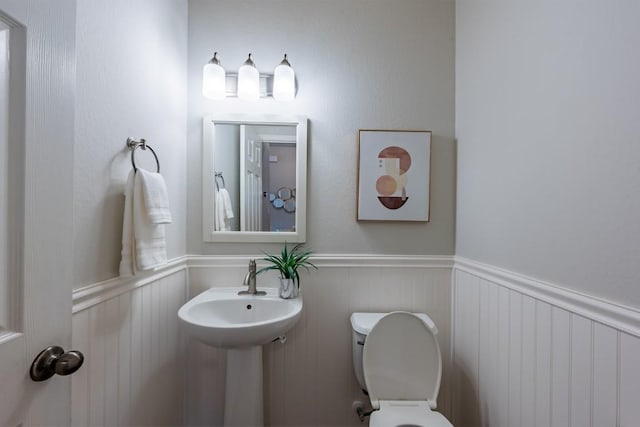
223,73,274,98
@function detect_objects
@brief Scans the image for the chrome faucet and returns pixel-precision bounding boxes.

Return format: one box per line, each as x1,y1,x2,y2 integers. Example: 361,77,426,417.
239,259,266,295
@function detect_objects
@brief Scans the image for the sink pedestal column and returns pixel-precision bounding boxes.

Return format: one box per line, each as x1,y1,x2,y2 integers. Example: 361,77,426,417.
224,345,263,426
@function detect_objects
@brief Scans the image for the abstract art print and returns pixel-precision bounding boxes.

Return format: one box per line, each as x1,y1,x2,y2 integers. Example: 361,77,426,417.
357,130,431,222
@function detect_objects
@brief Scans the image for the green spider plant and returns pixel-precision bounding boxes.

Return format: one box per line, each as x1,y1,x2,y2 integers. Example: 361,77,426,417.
257,243,318,288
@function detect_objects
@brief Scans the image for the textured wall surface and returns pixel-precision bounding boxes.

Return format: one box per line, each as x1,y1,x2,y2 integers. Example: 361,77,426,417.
455,0,640,308
187,0,456,256
74,0,188,288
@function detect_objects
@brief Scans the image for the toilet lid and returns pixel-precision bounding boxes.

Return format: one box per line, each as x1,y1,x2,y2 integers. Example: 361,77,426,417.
362,312,442,409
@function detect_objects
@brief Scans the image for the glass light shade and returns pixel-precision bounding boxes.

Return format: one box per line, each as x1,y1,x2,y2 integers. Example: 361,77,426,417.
273,54,295,101
237,54,260,100
202,53,226,100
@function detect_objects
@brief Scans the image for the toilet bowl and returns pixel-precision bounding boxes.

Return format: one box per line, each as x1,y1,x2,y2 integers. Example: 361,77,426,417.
351,312,453,427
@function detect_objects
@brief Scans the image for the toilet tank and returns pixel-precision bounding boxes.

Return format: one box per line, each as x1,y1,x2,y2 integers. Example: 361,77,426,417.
350,312,438,392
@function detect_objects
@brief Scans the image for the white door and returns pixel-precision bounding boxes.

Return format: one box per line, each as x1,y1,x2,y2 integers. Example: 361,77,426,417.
0,1,76,425
239,125,263,232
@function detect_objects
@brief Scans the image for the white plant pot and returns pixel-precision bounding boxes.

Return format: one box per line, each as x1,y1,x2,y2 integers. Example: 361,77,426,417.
279,278,299,299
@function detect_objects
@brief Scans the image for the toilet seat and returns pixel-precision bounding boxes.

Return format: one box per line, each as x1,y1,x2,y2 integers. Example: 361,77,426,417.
363,312,452,427
369,401,452,427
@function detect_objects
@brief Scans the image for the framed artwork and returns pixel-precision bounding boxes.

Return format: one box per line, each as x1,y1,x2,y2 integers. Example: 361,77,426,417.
357,129,431,222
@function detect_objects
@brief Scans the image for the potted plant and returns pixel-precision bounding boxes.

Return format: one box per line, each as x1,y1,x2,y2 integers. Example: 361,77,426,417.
257,243,317,299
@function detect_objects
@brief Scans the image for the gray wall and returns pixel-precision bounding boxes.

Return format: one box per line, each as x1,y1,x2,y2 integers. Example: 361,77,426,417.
213,124,240,231
187,0,456,255
455,0,640,308
73,0,188,288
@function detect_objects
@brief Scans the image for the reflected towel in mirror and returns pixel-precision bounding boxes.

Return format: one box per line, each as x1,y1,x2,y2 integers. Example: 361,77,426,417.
214,188,234,231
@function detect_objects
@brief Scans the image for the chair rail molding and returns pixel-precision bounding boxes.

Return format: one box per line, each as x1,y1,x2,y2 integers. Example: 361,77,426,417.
72,256,188,313
72,254,454,313
187,254,455,269
454,257,640,338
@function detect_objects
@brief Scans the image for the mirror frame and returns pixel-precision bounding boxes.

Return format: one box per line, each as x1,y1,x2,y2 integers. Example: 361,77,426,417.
202,113,308,243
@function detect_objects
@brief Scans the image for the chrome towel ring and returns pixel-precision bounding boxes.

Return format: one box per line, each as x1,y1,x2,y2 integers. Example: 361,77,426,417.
126,137,160,173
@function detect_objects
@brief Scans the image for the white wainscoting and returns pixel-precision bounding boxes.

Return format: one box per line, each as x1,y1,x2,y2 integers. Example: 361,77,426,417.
69,255,453,427
452,258,640,427
186,254,454,426
71,265,188,427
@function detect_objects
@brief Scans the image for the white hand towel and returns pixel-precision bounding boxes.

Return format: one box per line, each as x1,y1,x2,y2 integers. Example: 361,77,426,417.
137,168,172,224
119,169,169,275
133,169,168,270
119,170,136,277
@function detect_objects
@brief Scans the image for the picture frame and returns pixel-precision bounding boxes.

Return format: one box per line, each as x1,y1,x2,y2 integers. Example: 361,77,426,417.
357,129,431,222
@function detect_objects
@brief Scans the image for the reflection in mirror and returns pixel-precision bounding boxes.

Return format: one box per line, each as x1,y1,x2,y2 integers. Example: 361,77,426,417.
0,22,9,330
202,114,307,243
214,123,296,232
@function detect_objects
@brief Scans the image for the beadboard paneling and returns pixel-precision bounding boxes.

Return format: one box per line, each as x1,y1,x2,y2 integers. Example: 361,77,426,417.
452,260,640,427
71,269,187,427
619,332,640,426
186,255,453,426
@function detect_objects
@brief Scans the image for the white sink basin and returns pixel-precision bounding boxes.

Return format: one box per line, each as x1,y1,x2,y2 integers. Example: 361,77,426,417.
178,287,303,348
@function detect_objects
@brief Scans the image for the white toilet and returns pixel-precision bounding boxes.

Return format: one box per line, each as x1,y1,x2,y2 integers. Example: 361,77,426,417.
350,311,453,427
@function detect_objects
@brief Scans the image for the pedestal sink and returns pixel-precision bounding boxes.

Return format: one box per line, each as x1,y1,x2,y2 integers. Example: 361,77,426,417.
178,287,303,426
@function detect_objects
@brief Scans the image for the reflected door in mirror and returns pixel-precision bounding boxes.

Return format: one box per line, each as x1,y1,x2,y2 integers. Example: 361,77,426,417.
240,128,262,231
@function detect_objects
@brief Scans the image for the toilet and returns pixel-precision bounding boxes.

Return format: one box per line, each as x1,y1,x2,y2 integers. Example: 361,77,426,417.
350,312,453,427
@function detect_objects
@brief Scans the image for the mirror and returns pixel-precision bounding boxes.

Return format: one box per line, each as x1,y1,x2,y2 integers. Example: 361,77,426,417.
202,113,307,243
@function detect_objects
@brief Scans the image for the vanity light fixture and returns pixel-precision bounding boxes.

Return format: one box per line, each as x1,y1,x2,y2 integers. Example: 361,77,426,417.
202,52,297,100
202,52,226,100
272,54,295,102
237,53,260,100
